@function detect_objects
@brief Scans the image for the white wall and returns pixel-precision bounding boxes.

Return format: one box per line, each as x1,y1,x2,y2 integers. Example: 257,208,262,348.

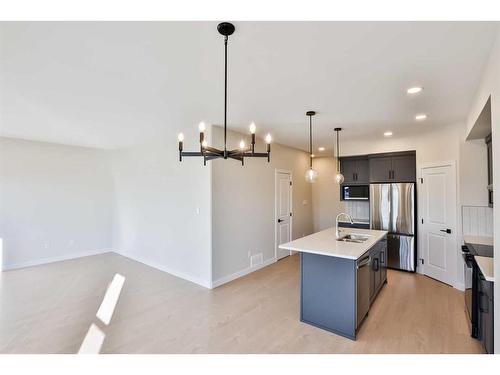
211,126,313,285
0,137,113,269
311,157,344,232
465,26,500,352
108,132,212,288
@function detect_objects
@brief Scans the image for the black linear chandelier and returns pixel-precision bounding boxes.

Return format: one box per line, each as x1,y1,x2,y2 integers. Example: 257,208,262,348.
177,22,272,166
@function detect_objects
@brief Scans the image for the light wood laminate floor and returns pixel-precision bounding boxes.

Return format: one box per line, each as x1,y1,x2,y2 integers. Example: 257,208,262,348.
0,253,483,354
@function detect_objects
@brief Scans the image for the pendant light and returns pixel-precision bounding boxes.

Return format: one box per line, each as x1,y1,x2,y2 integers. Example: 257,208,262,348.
177,22,271,166
334,127,344,184
305,111,319,183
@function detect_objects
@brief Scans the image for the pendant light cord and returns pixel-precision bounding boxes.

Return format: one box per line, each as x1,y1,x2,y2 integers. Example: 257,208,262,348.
309,115,313,168
223,36,228,156
336,130,340,172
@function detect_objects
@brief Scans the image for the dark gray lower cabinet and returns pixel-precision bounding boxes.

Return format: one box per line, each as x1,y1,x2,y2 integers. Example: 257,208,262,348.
300,252,357,339
300,237,388,341
478,275,494,354
369,239,388,302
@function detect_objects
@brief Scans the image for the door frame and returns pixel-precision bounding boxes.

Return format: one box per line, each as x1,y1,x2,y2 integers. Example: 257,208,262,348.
418,160,458,287
274,169,293,260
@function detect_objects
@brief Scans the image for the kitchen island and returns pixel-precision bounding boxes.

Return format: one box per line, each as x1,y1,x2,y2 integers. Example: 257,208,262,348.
279,227,388,340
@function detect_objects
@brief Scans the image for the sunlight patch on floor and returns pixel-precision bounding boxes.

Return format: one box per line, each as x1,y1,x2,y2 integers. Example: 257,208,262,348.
96,273,125,325
78,273,126,354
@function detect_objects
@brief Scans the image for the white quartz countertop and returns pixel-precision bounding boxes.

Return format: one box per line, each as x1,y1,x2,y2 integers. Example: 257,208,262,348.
475,256,495,282
463,235,494,246
279,227,388,260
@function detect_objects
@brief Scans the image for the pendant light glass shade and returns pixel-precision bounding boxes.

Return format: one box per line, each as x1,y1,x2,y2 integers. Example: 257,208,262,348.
305,168,319,183
335,172,344,184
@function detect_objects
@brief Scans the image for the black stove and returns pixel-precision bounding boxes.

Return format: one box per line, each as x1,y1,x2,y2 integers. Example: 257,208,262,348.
462,241,494,339
465,241,494,258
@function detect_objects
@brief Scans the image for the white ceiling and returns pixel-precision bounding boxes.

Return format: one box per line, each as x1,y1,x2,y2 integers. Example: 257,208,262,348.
0,22,498,152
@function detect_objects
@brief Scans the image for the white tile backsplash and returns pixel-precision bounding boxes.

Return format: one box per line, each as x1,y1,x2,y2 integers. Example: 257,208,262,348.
345,201,370,222
461,205,493,237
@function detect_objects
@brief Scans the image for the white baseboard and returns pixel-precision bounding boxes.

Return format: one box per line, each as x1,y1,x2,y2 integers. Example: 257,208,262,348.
2,249,113,271
211,257,277,289
114,250,212,289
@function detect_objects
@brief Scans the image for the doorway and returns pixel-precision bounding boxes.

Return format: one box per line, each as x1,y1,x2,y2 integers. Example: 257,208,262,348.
275,170,292,260
419,162,457,286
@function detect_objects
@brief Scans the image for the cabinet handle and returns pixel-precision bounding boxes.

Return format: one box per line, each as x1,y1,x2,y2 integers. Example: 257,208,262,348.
389,170,391,180
380,252,385,264
372,258,379,271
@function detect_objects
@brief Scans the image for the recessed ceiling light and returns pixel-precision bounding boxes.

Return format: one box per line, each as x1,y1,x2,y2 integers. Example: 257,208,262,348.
318,147,325,151
384,131,393,137
415,114,427,121
407,87,423,94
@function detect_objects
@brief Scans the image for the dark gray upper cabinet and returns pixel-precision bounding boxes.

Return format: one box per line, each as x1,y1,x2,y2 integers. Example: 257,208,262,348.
392,154,416,182
340,157,369,184
369,153,416,183
340,158,357,184
369,157,393,183
356,158,369,184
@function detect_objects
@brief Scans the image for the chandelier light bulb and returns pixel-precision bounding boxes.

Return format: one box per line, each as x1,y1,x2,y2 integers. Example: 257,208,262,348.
239,140,246,149
305,168,319,183
198,122,206,132
265,134,272,144
249,122,256,134
178,133,184,142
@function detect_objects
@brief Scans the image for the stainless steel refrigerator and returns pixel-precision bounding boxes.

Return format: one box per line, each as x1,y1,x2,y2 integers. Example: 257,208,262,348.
370,183,415,272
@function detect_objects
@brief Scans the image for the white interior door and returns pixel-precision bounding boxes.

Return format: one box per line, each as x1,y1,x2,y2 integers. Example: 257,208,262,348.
420,163,457,286
275,171,292,260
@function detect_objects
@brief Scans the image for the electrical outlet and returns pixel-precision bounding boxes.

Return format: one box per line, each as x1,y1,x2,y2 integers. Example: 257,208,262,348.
43,242,49,249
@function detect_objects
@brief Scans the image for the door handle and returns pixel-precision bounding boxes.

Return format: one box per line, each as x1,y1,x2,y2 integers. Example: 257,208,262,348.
278,218,284,223
440,229,452,234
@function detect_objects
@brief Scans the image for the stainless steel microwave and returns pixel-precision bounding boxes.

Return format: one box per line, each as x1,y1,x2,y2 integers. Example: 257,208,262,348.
342,185,369,200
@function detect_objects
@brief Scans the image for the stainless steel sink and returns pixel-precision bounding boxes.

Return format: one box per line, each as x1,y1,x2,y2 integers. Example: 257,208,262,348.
336,233,371,243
